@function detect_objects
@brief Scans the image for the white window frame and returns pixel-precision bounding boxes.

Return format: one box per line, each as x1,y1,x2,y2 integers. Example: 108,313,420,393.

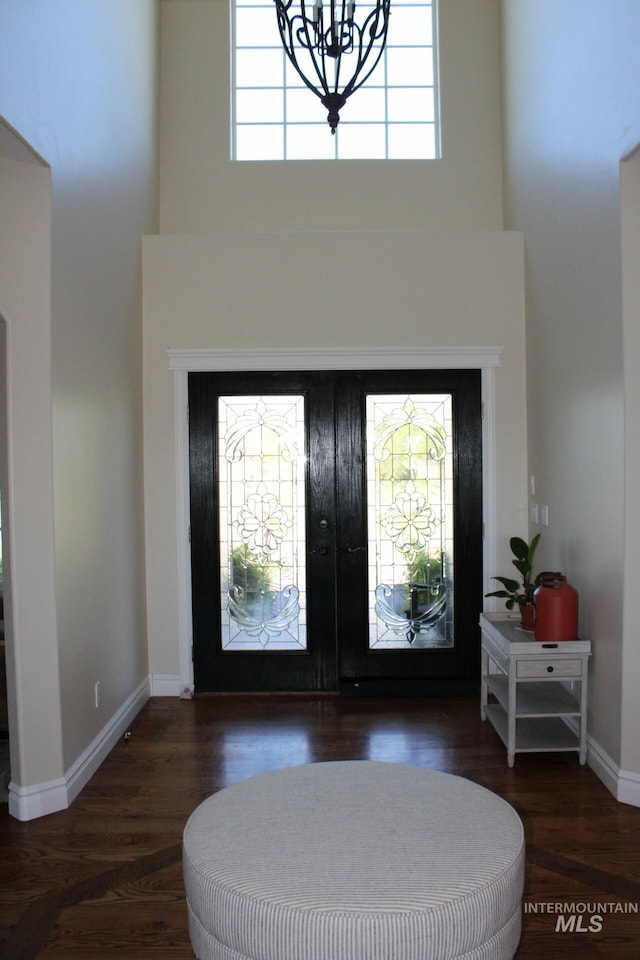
231,0,441,161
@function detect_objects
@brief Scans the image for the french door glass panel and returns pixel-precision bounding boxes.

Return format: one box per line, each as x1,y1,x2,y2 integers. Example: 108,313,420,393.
218,395,307,651
367,394,454,650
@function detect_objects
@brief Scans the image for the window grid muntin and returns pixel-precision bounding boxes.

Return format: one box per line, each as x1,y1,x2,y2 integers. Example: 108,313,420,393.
232,0,439,161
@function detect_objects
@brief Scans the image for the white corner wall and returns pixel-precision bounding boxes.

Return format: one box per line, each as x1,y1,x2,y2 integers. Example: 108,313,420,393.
0,0,158,819
502,0,640,803
0,153,65,811
620,148,640,795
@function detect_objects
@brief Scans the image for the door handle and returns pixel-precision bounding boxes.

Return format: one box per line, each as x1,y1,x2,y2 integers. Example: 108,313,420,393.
346,545,366,554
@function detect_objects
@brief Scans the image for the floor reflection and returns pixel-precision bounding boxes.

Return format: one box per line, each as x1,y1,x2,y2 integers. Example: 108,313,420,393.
211,697,457,786
366,725,446,769
221,721,312,786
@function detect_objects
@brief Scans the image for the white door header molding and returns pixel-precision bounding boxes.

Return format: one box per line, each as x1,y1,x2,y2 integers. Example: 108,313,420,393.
167,346,503,372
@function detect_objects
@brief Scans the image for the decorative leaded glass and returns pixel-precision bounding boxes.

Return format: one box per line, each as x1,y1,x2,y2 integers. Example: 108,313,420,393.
366,394,453,649
218,396,306,651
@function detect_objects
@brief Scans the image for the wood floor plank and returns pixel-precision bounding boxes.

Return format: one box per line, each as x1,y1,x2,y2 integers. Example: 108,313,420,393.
1,694,640,957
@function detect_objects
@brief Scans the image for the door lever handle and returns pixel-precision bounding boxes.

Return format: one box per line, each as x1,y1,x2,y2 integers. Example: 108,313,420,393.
346,545,366,554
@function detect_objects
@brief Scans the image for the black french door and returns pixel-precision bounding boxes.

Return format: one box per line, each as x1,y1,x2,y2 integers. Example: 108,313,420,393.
189,369,483,693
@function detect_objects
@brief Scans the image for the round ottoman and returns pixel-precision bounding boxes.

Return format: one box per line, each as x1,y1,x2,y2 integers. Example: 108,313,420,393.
183,761,524,960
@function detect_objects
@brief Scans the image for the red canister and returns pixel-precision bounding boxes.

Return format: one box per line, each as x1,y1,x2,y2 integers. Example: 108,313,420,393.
534,574,578,641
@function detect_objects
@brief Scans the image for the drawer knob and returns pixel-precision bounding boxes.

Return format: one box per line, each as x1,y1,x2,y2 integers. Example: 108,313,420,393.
547,665,554,673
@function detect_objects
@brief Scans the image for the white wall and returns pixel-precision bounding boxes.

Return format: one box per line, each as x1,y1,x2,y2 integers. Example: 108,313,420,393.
620,149,640,785
0,152,64,800
143,0,527,687
143,231,527,684
501,0,640,792
0,0,158,818
158,0,505,233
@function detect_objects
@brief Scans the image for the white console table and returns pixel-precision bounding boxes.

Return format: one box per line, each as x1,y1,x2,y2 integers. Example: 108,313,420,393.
480,612,590,767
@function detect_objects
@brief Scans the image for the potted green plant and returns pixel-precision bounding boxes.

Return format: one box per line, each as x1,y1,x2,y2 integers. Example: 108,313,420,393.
485,534,549,630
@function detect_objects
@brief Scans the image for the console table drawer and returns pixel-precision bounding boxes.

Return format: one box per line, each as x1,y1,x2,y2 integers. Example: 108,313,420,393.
517,658,582,679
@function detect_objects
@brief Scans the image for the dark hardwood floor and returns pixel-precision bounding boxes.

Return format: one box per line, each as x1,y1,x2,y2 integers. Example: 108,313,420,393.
1,693,639,958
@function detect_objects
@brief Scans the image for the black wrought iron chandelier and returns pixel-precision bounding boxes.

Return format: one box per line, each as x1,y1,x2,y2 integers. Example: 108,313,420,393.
274,0,392,134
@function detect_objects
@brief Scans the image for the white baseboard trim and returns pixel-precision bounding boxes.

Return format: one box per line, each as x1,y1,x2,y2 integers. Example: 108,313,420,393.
8,677,150,821
12,683,638,819
548,717,640,808
7,775,68,822
617,767,640,807
586,733,640,808
586,733,620,799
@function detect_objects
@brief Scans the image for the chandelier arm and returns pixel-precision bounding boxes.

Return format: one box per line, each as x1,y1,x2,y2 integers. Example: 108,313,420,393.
341,0,391,98
331,0,348,91
300,0,333,95
275,0,332,100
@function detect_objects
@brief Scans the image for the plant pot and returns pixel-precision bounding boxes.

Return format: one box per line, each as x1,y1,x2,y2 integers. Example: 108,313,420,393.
518,603,535,632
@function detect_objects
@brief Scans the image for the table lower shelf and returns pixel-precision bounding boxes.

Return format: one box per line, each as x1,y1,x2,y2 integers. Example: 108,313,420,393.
485,674,581,716
484,703,581,754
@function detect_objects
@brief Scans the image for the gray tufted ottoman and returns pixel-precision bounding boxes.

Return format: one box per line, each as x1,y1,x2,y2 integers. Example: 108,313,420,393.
183,761,524,960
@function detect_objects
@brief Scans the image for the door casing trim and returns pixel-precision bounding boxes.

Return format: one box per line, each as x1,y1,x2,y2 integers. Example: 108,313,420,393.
169,346,502,693
168,345,502,373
